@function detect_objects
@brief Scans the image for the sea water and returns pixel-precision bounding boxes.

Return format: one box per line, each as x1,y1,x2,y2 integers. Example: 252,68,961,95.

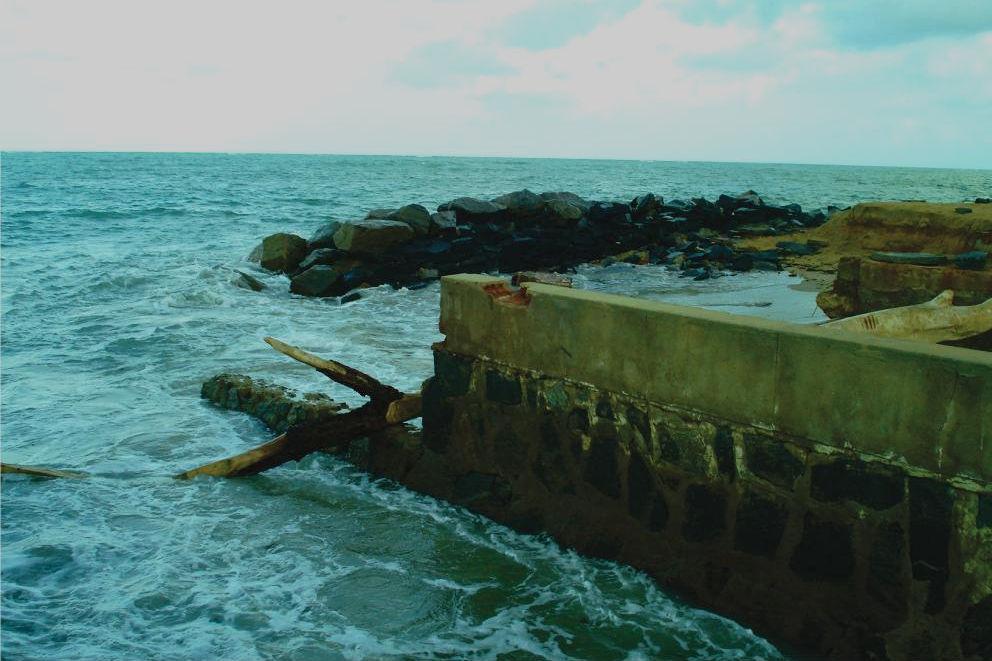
2,152,989,660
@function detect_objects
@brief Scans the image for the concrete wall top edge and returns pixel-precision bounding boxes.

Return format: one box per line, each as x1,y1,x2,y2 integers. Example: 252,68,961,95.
439,274,992,484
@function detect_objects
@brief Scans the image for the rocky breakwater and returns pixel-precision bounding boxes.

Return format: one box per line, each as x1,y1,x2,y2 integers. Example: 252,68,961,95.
247,189,828,299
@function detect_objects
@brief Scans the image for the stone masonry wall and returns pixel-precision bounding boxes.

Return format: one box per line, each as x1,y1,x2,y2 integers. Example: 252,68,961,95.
413,349,992,660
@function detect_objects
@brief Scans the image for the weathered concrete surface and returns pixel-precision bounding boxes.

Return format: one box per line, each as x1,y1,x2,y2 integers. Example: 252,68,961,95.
397,274,992,660
439,274,992,486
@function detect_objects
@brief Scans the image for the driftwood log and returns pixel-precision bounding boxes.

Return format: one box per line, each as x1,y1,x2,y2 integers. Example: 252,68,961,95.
175,337,421,479
0,463,87,479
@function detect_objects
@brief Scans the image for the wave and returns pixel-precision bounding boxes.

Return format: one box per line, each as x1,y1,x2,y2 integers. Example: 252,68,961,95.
64,207,189,220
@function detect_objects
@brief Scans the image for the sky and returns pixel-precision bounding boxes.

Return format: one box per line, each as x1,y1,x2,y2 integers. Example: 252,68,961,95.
1,0,991,168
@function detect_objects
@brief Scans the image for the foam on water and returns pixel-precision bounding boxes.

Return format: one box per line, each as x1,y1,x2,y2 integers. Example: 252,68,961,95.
2,153,989,660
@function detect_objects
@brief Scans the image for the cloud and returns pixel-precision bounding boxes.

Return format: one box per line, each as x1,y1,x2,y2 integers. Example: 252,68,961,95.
391,42,512,89
668,0,992,49
1,0,989,167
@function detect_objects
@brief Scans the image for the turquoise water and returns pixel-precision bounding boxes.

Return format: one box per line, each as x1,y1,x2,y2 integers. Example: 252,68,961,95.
2,152,989,660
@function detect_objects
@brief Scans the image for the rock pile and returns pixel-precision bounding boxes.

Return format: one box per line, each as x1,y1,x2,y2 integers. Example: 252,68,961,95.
249,189,829,297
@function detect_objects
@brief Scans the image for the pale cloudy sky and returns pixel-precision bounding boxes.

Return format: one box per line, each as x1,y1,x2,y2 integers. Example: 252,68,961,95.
2,0,990,168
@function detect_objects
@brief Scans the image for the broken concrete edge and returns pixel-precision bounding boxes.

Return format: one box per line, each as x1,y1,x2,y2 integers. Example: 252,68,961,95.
438,274,992,487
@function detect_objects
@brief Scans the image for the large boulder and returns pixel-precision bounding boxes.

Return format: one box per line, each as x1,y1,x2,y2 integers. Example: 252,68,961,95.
540,191,591,212
296,248,346,273
365,208,397,220
492,189,545,221
437,197,506,224
588,201,631,224
630,193,665,221
256,233,308,273
430,210,458,235
290,263,355,297
388,204,432,235
332,220,414,255
308,221,343,250
543,199,584,226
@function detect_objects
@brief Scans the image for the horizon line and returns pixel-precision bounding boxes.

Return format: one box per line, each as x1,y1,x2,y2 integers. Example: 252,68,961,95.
2,149,990,172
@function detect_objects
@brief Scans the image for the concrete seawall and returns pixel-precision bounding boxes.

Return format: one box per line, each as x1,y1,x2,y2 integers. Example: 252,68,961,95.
404,274,992,660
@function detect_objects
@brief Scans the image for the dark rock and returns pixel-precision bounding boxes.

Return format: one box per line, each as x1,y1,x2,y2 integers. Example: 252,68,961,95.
296,248,345,273
746,434,804,490
627,452,653,518
333,220,414,255
631,193,664,220
961,595,992,660
388,204,432,235
752,260,780,272
909,477,953,580
339,266,375,291
776,241,819,256
434,351,472,397
454,471,511,506
595,399,614,419
908,477,952,612
539,191,591,212
626,406,650,443
868,522,907,608
485,370,521,405
810,459,904,510
869,251,947,266
234,270,266,292
308,221,344,250
683,484,726,542
687,197,724,228
588,201,631,224
954,207,973,214
649,492,669,531
567,408,589,433
975,197,991,204
492,189,545,221
584,430,621,498
747,250,782,263
290,265,347,297
705,244,735,261
737,189,764,207
543,199,584,226
730,254,754,271
713,427,735,479
430,210,458,235
734,491,788,557
365,208,397,220
790,513,855,581
339,292,362,304
954,250,987,270
421,377,453,452
257,233,309,273
978,493,992,529
438,197,506,224
200,373,346,434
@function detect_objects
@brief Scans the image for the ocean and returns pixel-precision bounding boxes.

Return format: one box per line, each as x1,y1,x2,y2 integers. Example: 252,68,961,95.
2,152,989,660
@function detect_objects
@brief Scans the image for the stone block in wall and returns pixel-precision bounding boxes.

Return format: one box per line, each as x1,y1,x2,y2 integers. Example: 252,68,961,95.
789,513,855,582
743,433,805,490
734,490,789,558
810,458,905,510
682,484,727,543
908,477,954,614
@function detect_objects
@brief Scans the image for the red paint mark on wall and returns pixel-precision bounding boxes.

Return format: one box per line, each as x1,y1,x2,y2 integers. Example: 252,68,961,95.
483,282,532,307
